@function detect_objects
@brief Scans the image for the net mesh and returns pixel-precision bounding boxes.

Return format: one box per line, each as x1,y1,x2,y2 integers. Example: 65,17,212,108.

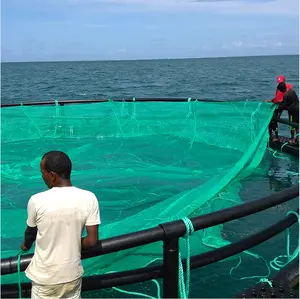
1,100,275,283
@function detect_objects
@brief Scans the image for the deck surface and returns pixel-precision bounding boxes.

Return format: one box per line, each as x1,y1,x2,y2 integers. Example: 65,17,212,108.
276,136,299,146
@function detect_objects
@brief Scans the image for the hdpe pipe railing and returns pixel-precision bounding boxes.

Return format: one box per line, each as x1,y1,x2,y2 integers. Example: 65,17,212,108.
1,185,299,298
3,97,299,108
275,118,299,129
0,98,226,108
2,211,298,298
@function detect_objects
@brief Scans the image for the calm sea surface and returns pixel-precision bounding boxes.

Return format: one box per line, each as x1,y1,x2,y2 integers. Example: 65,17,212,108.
1,55,299,104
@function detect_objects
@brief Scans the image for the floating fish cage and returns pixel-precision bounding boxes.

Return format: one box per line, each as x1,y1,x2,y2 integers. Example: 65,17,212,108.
1,98,299,298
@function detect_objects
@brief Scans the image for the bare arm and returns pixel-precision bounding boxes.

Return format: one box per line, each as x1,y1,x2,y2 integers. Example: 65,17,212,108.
81,225,99,249
82,194,101,249
21,197,37,251
22,225,38,250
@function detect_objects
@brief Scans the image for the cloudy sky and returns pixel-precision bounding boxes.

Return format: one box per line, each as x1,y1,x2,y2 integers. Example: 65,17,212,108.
1,0,299,62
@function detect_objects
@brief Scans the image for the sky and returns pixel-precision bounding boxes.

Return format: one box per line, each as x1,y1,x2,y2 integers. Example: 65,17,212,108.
1,0,299,62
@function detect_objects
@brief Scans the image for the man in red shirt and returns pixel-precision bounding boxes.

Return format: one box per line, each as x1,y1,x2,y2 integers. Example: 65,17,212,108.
272,75,293,103
266,75,292,141
277,82,299,144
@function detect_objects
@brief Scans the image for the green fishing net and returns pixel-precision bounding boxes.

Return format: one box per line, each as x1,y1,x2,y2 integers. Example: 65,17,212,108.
1,100,275,284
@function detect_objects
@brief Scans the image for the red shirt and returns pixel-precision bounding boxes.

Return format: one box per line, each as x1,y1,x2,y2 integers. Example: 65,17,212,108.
272,83,293,103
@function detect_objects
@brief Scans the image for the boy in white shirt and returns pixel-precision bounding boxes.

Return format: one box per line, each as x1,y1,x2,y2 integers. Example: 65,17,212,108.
21,150,100,299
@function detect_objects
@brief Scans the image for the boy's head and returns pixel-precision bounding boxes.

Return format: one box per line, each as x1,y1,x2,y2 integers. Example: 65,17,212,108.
40,151,72,188
277,82,287,93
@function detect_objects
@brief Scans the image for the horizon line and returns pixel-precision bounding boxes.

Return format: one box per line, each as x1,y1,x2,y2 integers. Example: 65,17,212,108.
1,53,299,64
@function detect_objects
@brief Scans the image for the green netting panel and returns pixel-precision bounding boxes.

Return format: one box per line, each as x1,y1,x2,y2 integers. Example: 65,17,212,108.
1,100,275,283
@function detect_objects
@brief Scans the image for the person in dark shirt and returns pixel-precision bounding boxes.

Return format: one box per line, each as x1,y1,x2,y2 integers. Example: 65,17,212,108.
277,82,299,144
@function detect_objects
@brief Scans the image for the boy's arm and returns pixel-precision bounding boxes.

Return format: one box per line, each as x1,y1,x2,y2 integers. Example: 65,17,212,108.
81,195,101,249
22,226,38,250
21,197,38,251
82,225,99,249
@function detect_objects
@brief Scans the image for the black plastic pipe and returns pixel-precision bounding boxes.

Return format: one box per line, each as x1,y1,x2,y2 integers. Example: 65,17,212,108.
81,226,164,259
190,184,298,231
269,140,299,158
2,97,279,108
1,210,298,298
1,185,298,275
272,258,299,287
163,238,179,298
234,259,299,298
275,118,299,129
189,209,299,269
0,98,228,108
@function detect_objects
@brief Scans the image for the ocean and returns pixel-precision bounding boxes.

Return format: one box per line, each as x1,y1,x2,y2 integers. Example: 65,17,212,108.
1,55,299,104
1,55,299,298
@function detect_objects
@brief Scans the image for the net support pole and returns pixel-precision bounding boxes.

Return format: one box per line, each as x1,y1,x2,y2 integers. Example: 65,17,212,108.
163,237,179,298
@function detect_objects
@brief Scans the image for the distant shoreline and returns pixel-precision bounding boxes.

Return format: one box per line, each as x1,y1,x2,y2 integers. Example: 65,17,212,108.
2,53,298,64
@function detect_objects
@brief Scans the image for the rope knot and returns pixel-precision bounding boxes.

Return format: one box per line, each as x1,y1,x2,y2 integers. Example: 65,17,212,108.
182,217,194,237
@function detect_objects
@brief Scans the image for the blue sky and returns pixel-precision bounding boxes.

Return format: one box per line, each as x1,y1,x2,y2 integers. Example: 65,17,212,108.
1,0,299,62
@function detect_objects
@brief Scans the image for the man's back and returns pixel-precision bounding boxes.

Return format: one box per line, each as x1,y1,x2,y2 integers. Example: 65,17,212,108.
25,186,100,285
283,89,299,109
272,82,293,103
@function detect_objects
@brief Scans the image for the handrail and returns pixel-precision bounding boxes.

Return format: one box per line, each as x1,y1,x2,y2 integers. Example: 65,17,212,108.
0,98,236,107
1,210,298,297
3,97,288,108
1,184,298,275
275,117,299,129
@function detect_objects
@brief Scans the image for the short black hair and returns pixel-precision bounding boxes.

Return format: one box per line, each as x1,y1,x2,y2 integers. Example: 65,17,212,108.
277,82,287,93
42,151,72,179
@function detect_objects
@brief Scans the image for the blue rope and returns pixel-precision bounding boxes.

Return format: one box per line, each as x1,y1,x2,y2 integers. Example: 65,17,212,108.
178,217,194,299
269,211,299,271
17,250,29,299
105,217,195,299
229,210,299,286
112,280,160,299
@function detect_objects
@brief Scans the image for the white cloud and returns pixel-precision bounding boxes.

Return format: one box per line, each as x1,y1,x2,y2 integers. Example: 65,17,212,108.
222,39,297,49
203,0,299,16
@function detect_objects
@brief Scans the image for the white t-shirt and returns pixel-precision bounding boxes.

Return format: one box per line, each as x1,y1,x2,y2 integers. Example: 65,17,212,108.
25,186,101,285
